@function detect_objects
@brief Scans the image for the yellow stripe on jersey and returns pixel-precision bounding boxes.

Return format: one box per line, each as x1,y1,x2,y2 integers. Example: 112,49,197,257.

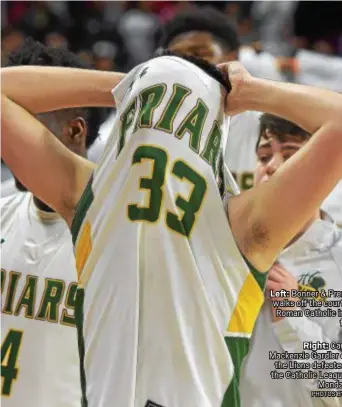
227,273,264,336
75,221,92,282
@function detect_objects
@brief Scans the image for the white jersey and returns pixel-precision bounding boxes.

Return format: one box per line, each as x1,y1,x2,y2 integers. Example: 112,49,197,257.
240,218,342,407
239,47,284,82
233,47,277,193
296,50,342,93
1,163,12,183
1,178,16,198
322,181,342,228
1,193,81,406
72,56,266,407
87,111,117,163
224,110,261,191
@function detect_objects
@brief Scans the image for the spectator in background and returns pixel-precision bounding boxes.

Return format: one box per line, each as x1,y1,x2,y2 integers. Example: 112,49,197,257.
147,1,190,23
251,1,298,56
3,1,30,26
117,1,161,68
77,48,95,66
67,1,128,70
1,26,25,63
92,40,117,71
82,0,166,162
235,5,259,46
45,30,69,49
18,1,67,43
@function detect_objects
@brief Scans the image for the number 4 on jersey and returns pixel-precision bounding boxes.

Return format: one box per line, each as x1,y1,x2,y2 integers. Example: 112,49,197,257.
1,330,23,396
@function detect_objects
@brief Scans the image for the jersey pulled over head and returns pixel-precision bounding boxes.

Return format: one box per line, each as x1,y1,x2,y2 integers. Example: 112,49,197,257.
72,53,266,407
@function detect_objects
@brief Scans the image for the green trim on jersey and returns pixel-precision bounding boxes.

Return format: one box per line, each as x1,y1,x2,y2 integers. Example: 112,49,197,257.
225,200,269,290
220,255,267,407
71,174,94,245
75,288,88,407
242,254,268,291
221,337,250,407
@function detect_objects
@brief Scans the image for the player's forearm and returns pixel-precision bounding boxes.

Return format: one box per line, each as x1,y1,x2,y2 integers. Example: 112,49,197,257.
1,93,95,225
1,66,125,114
244,77,342,134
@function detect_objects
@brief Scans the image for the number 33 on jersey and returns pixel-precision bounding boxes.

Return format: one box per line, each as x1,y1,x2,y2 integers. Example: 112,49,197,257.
72,56,265,407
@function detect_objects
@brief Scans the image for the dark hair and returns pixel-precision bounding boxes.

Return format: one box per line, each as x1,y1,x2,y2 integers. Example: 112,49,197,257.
154,49,231,93
159,7,240,53
1,25,24,39
257,113,311,149
4,38,105,148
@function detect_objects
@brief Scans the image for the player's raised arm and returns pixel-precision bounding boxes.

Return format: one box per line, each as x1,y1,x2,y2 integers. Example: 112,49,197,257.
1,94,94,226
224,62,342,271
1,65,125,114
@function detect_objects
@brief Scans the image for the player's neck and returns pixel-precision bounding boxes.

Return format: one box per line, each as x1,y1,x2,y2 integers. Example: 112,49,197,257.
33,196,55,213
286,209,321,247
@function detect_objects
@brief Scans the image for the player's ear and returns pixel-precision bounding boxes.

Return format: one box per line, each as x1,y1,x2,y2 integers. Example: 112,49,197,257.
61,117,88,156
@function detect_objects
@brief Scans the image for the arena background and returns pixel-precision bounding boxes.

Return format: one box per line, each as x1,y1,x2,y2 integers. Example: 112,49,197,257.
2,0,342,183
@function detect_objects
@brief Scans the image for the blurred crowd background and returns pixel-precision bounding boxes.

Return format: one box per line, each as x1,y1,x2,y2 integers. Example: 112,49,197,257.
1,1,342,185
2,1,342,74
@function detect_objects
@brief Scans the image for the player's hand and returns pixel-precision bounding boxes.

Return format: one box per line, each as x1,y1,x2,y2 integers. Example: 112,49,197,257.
266,262,299,294
217,61,253,116
265,262,299,322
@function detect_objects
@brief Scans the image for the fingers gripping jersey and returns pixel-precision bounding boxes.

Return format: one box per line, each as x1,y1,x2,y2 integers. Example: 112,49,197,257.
72,56,266,407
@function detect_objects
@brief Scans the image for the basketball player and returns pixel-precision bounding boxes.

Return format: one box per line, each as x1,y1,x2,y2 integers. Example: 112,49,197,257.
240,114,342,407
1,39,102,407
158,7,265,191
160,7,342,227
2,52,342,407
